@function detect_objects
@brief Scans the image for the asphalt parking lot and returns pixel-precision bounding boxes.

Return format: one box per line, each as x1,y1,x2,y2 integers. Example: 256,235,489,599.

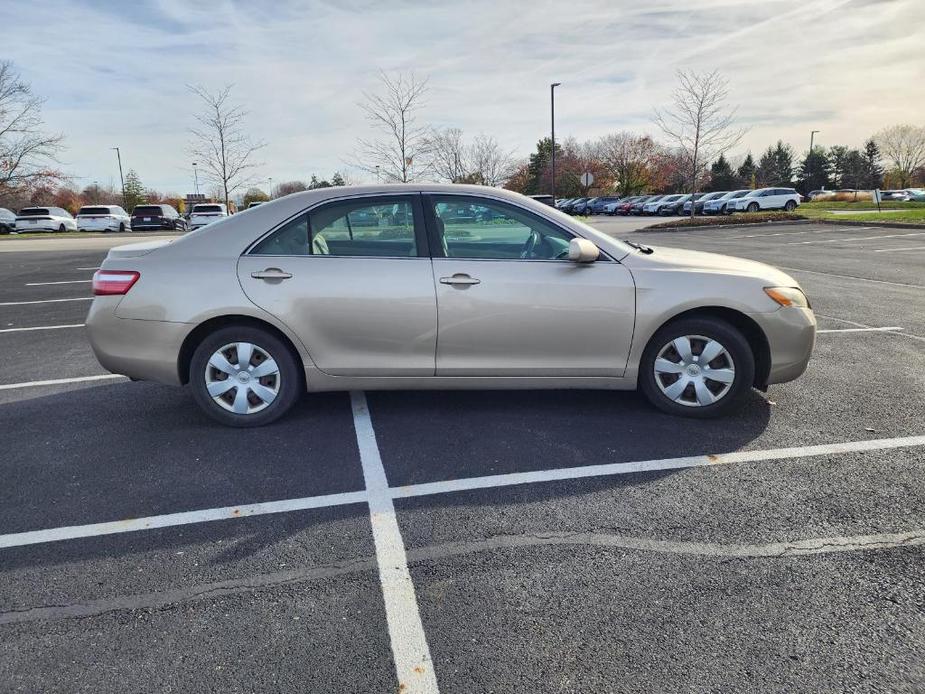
1,222,924,693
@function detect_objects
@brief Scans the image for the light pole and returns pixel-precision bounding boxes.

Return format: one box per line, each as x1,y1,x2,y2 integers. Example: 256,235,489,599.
375,165,381,184
268,177,273,199
810,130,820,152
111,147,125,206
192,162,200,196
550,82,561,203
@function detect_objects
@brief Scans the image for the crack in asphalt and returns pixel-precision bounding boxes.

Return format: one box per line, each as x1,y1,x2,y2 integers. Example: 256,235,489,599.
3,528,923,626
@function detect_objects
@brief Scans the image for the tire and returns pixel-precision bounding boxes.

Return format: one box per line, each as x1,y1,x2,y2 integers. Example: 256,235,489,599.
189,325,302,427
639,317,755,418
784,200,796,211
58,224,66,232
119,222,126,232
747,202,759,213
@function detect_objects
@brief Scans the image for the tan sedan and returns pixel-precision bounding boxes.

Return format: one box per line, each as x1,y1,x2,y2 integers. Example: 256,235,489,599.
86,185,815,427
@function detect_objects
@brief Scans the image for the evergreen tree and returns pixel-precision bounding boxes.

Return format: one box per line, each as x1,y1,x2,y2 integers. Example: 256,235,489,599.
841,149,867,193
757,141,794,187
122,169,146,212
331,172,346,187
797,147,832,194
525,137,562,195
862,139,883,189
707,154,737,191
736,153,756,189
827,145,849,188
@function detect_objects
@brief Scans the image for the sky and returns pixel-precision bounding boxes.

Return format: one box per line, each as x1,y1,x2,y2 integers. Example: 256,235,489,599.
4,0,924,194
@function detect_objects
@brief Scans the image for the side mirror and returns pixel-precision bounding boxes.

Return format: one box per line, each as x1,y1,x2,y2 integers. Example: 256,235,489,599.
568,237,600,263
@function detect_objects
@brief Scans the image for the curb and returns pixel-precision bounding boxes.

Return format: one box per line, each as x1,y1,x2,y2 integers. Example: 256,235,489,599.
813,219,925,231
634,219,813,233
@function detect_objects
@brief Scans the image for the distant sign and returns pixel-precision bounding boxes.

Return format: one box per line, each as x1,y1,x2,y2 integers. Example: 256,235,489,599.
580,172,594,187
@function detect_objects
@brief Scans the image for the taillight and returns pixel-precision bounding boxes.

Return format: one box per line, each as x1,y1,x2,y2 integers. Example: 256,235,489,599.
93,270,140,296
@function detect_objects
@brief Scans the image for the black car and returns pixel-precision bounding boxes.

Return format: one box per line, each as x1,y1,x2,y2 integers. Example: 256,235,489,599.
130,204,188,231
529,195,555,207
562,197,589,214
0,207,16,234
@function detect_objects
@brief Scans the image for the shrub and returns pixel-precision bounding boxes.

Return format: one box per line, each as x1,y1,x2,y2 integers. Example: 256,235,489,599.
647,211,806,229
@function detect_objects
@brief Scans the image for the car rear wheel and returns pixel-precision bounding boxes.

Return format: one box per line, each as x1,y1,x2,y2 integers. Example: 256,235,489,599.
189,326,302,427
639,317,755,418
784,200,796,211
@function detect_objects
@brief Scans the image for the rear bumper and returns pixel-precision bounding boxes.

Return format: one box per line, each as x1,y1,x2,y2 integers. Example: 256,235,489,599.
86,298,189,386
753,307,816,385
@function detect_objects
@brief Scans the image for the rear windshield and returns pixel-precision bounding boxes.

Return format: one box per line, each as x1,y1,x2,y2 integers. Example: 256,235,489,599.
79,207,112,215
133,206,163,215
19,208,49,216
193,205,223,213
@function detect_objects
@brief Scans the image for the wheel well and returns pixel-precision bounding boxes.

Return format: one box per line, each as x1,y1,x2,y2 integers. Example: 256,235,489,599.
656,307,772,390
177,315,305,386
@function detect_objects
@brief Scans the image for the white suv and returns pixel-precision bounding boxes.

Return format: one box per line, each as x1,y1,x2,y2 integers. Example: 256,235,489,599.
733,187,801,213
14,207,77,233
189,203,229,230
76,205,130,232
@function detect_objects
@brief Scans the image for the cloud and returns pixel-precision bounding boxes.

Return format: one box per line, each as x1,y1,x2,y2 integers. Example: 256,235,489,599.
4,0,923,193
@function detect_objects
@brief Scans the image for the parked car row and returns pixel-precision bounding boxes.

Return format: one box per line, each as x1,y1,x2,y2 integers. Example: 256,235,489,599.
0,202,230,234
554,188,801,217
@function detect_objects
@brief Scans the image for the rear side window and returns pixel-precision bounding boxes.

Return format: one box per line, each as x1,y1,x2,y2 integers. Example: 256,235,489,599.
251,197,419,257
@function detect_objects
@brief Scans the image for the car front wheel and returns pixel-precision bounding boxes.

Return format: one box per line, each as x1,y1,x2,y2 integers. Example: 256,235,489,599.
189,326,302,427
639,317,755,418
747,202,759,213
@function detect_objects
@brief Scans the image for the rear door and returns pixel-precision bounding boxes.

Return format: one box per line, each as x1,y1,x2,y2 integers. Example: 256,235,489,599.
424,194,635,377
238,194,438,376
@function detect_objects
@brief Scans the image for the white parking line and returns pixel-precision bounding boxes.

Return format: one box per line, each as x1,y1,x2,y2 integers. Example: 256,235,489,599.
0,323,84,334
0,491,368,549
75,266,100,270
0,297,93,306
785,231,925,246
779,267,925,290
2,434,923,551
0,374,124,391
874,246,925,253
24,280,92,286
816,327,903,334
815,313,925,343
350,391,439,694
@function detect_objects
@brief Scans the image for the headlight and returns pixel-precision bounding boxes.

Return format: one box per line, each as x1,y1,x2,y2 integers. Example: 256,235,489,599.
764,286,810,309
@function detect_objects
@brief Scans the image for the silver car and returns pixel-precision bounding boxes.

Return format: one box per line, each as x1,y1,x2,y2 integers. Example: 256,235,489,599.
87,185,815,427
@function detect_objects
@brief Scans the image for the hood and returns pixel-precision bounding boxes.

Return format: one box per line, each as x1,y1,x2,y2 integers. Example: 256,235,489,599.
106,239,174,259
624,245,800,287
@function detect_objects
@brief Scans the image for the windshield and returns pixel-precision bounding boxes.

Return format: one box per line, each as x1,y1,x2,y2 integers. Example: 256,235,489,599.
133,206,163,215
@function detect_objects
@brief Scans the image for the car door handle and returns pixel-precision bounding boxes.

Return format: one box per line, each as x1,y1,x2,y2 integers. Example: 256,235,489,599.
251,268,292,280
439,274,480,286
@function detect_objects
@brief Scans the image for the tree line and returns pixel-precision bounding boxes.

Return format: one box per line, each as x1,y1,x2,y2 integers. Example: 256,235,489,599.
2,59,923,216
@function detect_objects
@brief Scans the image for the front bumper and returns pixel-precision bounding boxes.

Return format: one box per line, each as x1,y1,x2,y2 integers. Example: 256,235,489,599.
86,298,190,386
753,307,816,385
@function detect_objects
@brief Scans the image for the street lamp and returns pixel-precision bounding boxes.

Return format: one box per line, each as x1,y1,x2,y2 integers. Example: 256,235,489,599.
550,82,561,203
810,130,820,152
192,162,200,196
111,147,125,206
268,177,273,199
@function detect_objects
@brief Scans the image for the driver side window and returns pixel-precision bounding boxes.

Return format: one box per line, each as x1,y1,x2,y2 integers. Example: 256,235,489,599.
430,196,573,260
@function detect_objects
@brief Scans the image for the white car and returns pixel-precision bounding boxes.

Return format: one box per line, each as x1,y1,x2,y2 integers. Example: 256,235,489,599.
14,207,78,233
76,205,130,232
189,203,229,229
732,188,801,213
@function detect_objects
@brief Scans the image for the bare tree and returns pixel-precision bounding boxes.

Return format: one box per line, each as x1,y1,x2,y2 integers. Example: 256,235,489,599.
0,60,65,201
355,71,430,182
188,84,265,207
875,124,925,188
427,127,469,183
654,70,745,217
470,134,517,187
596,132,658,196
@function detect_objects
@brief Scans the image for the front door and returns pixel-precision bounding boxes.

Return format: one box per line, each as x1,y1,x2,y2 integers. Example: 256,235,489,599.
425,194,636,377
238,194,437,376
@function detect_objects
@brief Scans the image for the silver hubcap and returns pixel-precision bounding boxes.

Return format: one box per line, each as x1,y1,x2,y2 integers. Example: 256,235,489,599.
205,342,280,414
653,334,735,407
